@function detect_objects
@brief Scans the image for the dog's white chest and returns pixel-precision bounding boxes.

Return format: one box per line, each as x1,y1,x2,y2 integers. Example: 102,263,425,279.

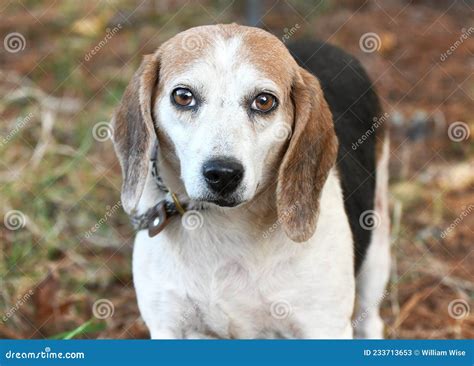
132,201,355,339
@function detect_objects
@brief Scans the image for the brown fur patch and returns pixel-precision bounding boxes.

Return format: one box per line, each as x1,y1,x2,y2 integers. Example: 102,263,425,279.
241,27,297,90
277,67,339,242
112,54,160,213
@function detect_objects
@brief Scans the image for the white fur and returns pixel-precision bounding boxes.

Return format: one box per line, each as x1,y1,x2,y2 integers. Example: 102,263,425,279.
354,138,391,339
133,170,355,339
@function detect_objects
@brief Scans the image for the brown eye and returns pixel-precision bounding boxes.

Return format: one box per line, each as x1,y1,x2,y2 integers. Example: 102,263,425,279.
251,93,277,113
172,88,196,107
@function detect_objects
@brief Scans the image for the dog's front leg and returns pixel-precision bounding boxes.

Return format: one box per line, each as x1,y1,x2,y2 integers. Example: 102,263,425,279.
149,325,217,339
149,328,179,339
183,331,217,339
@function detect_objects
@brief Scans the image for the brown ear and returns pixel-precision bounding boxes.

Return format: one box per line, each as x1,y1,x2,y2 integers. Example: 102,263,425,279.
277,67,338,242
112,53,160,214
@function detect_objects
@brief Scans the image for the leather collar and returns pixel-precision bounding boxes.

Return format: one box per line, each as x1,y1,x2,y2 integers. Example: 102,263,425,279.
129,141,187,237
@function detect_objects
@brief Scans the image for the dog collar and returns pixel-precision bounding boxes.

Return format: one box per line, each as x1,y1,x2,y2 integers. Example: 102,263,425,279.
129,141,187,237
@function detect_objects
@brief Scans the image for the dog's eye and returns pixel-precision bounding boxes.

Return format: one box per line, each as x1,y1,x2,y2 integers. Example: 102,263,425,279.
251,93,277,113
172,88,196,107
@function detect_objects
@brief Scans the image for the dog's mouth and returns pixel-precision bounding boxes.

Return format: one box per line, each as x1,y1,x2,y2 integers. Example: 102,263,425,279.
207,198,240,208
188,185,251,209
194,196,246,208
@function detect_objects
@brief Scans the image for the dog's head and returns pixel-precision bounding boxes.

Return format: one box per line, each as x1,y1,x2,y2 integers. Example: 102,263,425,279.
112,24,338,242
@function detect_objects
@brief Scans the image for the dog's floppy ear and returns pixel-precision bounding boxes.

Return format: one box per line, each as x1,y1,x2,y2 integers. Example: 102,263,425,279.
277,67,338,242
112,53,160,214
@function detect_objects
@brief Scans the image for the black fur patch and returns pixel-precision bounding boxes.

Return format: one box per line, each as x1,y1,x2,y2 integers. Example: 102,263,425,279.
287,40,381,273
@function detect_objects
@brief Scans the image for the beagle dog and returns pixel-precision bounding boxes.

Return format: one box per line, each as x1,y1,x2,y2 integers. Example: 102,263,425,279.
112,24,390,339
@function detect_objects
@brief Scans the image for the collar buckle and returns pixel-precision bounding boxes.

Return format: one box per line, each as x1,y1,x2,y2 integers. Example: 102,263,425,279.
147,200,170,237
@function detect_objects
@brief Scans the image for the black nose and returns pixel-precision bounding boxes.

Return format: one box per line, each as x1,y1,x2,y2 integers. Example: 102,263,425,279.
202,158,244,195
